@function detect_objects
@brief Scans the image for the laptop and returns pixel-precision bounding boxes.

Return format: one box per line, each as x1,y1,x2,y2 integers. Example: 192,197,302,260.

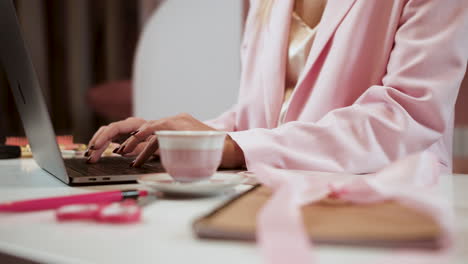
0,0,164,185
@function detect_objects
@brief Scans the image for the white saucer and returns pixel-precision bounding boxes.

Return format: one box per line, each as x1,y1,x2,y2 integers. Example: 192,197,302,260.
137,173,247,196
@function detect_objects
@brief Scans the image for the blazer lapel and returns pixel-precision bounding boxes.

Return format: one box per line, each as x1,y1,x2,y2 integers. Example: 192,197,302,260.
260,0,294,128
285,0,357,121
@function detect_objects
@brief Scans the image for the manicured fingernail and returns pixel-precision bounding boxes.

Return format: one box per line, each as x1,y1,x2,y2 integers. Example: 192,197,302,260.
89,145,96,150
86,157,92,164
130,130,139,136
113,147,120,153
84,150,90,157
119,145,127,153
129,161,135,168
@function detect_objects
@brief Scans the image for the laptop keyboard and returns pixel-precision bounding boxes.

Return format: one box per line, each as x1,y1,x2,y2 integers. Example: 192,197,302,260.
64,157,165,176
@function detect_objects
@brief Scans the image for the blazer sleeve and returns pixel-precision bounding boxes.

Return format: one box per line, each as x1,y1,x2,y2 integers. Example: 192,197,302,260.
228,0,468,173
204,105,238,131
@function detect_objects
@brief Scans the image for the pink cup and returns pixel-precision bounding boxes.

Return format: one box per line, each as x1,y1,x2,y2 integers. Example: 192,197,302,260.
155,131,227,183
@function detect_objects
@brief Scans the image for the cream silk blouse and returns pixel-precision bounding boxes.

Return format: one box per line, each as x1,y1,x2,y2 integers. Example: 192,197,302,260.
278,0,327,125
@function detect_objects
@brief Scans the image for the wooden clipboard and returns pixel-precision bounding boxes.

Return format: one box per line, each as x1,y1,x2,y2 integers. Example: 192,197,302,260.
193,185,443,249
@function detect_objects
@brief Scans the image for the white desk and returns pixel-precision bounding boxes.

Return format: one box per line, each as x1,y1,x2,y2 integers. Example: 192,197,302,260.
0,159,467,264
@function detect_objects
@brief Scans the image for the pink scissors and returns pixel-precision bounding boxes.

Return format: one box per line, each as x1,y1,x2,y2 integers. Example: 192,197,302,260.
56,199,142,224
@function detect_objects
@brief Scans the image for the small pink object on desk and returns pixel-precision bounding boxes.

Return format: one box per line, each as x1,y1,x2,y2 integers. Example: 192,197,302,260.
0,190,148,212
56,200,142,224
5,135,74,147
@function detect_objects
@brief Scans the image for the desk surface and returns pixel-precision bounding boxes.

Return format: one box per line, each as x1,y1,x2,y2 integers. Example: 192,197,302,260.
0,159,467,264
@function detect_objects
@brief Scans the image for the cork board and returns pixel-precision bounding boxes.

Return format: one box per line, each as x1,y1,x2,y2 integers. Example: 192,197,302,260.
193,185,442,248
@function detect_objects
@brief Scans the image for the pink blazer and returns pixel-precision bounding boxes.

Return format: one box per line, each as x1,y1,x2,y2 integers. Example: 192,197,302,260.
206,0,468,174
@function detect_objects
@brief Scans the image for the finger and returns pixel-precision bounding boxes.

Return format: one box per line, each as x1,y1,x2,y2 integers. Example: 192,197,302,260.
85,126,107,157
87,118,146,157
88,126,106,150
87,141,110,163
147,149,160,161
122,142,148,157
109,133,136,154
119,119,168,155
111,133,132,145
94,118,146,150
117,124,150,155
132,136,160,167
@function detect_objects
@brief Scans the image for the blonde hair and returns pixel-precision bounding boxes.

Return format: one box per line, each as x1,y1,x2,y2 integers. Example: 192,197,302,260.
257,0,274,24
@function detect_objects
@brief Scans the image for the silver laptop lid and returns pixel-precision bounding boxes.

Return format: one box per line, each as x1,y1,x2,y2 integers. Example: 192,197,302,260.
0,0,69,184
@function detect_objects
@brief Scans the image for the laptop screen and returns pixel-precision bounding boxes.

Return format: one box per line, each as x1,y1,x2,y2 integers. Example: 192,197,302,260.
0,0,68,184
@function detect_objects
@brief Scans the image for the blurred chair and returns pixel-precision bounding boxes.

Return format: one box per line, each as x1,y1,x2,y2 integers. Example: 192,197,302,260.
87,0,244,122
132,0,243,121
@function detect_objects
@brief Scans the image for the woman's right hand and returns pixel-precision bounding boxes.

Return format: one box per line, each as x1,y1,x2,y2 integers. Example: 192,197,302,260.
85,117,147,163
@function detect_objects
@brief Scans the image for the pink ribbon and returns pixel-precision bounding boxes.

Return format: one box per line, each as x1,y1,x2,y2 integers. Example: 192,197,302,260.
253,151,454,264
